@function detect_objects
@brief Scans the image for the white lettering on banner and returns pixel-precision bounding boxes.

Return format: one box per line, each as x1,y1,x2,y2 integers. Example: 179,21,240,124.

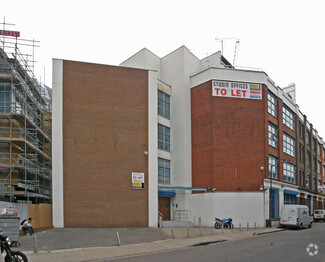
212,80,262,100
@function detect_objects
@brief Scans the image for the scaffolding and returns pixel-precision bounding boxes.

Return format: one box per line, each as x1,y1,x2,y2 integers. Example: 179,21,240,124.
0,21,51,204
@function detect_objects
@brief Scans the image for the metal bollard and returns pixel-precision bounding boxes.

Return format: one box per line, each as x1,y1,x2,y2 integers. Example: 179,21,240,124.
239,223,241,231
116,232,121,246
187,227,190,238
247,223,249,231
198,217,201,228
33,234,37,253
171,228,175,239
222,223,224,234
254,222,256,229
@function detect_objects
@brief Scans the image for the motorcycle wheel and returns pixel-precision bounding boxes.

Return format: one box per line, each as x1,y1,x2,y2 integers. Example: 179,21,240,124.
214,222,221,229
5,251,28,262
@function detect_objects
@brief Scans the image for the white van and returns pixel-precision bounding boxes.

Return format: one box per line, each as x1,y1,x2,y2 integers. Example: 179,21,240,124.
279,205,313,229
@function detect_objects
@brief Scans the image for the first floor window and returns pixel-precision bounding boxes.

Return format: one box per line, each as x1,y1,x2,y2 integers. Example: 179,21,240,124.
283,133,295,157
283,162,296,184
269,155,278,179
158,158,170,184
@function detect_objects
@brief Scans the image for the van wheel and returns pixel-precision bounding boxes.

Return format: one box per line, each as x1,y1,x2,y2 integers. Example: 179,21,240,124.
299,223,303,230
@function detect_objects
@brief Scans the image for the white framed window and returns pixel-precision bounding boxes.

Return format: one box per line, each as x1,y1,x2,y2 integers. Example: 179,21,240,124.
269,155,278,179
282,104,295,131
268,122,278,148
268,91,277,117
283,162,296,184
283,132,295,157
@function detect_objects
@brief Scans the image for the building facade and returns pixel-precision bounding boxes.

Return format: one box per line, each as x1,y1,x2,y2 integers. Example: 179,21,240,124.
53,46,325,228
0,47,52,204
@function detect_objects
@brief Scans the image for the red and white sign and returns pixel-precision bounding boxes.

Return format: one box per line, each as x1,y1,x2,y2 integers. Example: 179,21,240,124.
212,80,262,100
0,30,20,38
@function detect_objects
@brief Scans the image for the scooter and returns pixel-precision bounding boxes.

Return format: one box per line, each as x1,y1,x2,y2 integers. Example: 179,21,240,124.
1,229,28,262
214,218,234,229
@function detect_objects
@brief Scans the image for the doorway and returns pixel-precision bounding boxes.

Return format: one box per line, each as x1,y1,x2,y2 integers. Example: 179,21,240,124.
158,196,171,220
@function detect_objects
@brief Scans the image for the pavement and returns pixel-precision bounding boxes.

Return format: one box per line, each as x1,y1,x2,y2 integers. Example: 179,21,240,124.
9,226,284,262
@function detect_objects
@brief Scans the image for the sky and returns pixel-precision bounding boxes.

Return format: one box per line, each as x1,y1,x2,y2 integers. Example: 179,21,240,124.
1,0,325,136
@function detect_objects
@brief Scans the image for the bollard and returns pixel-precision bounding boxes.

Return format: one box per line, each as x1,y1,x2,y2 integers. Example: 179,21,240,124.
33,234,37,253
239,223,241,231
187,227,190,238
247,223,249,231
198,217,201,228
254,222,256,230
171,228,175,239
222,223,224,234
116,232,121,246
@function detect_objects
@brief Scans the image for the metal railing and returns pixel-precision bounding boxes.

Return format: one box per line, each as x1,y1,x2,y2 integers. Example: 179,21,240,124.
174,210,196,225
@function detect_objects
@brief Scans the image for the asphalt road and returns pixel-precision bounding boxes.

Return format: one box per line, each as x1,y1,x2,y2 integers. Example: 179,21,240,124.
101,223,325,262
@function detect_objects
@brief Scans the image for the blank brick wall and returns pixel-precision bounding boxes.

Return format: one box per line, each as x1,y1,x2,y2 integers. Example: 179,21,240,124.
191,80,267,192
62,61,148,227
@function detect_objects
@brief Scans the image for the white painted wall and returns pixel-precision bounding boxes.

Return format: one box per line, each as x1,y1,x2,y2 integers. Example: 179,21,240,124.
148,70,158,227
173,192,265,228
160,47,200,187
52,59,64,228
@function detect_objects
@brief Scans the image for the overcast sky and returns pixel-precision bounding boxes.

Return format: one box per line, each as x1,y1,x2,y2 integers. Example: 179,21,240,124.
1,0,325,137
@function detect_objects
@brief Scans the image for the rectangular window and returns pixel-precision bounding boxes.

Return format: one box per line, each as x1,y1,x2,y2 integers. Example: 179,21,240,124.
270,188,280,219
268,122,278,148
0,83,11,113
299,144,304,163
158,124,170,152
158,158,170,184
283,132,295,157
268,91,277,117
307,151,311,167
158,90,170,119
317,143,320,155
306,130,311,145
318,161,321,174
269,155,278,179
283,162,296,184
282,104,295,130
306,174,310,188
284,194,296,204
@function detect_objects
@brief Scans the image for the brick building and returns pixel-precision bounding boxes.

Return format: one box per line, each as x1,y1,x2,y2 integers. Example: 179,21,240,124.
52,46,325,228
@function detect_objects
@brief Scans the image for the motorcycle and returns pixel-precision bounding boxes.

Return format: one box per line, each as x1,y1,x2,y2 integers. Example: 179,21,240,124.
1,229,28,262
214,218,234,229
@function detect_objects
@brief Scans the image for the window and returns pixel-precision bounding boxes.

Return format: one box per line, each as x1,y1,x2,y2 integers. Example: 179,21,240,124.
307,151,311,167
317,143,320,155
312,176,316,190
158,124,170,152
318,161,321,174
158,158,170,184
284,194,296,204
283,133,295,157
158,90,170,119
306,174,310,188
269,155,278,179
299,122,304,140
268,91,277,117
283,162,296,184
268,123,278,148
306,130,311,145
0,83,11,113
282,104,295,130
270,188,280,219
299,144,304,163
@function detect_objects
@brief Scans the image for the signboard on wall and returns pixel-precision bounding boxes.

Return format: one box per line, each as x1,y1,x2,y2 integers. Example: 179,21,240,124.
132,172,145,189
212,80,262,100
0,30,20,38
